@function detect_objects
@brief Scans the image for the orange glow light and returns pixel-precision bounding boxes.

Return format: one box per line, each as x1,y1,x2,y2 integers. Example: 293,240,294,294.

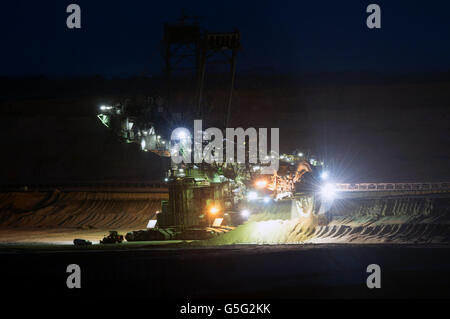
209,207,219,214
255,179,268,189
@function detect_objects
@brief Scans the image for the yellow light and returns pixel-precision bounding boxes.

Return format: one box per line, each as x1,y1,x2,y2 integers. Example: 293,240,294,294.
255,179,267,189
209,207,219,214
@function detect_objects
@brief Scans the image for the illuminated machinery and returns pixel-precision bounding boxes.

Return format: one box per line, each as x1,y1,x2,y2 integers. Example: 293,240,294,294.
154,16,242,229
245,153,332,219
98,15,245,233
157,165,237,228
97,15,241,163
271,160,312,196
97,98,171,157
251,153,324,200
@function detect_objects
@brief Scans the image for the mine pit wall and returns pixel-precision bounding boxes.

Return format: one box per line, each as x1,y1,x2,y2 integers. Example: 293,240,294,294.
0,190,168,229
2,189,449,244
327,194,450,220
205,193,450,245
312,193,450,244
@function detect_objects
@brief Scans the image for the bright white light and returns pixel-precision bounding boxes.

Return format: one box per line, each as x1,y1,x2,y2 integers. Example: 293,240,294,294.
320,183,336,201
141,139,146,150
247,191,258,201
146,219,157,229
320,171,329,180
298,152,303,157
276,192,291,201
164,177,169,182
100,105,112,111
177,131,187,140
212,218,223,227
263,196,271,203
255,179,267,189
241,209,250,217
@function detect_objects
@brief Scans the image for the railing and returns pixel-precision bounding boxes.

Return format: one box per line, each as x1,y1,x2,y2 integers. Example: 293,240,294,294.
335,182,450,192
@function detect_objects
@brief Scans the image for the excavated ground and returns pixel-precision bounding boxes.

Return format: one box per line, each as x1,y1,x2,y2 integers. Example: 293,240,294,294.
205,194,450,245
0,190,166,244
1,191,449,245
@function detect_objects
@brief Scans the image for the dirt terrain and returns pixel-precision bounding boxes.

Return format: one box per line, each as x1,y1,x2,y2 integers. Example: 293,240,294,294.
0,190,166,244
1,191,450,245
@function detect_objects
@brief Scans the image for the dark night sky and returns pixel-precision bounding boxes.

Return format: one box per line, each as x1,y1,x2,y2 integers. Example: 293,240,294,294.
1,1,450,184
1,0,450,76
